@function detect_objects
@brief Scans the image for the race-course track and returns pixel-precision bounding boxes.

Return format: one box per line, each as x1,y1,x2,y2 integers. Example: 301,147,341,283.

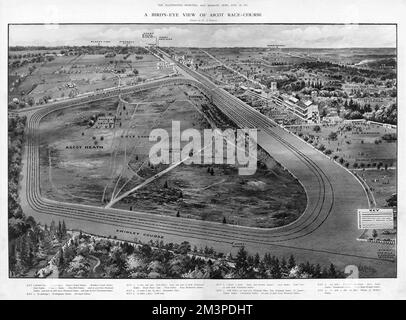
18,67,396,277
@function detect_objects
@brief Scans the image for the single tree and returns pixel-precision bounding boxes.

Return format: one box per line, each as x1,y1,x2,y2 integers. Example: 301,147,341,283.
288,254,296,269
57,248,64,269
328,263,337,278
61,221,67,237
372,229,378,238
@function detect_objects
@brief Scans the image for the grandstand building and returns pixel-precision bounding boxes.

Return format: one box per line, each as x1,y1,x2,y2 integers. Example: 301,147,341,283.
281,94,320,123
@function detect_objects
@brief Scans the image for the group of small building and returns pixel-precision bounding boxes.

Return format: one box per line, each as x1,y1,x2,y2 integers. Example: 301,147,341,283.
91,115,116,129
239,82,320,124
172,55,194,68
156,61,176,71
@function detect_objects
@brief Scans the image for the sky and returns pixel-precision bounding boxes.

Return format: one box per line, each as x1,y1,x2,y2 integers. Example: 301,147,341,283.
9,24,396,48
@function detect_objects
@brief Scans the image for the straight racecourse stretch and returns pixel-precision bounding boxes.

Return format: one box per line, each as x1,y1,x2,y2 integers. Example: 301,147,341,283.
19,60,396,276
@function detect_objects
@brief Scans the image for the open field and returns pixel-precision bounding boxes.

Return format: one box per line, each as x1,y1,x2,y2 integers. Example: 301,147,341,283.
289,121,397,168
9,52,173,105
113,160,306,228
37,83,306,228
289,47,396,66
358,168,396,208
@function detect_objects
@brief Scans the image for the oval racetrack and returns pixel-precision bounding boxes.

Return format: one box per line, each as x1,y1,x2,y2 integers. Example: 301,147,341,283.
19,71,396,277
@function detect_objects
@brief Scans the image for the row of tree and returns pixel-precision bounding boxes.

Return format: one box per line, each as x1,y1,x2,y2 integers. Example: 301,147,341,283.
9,55,55,69
55,232,345,279
299,61,395,80
8,116,30,239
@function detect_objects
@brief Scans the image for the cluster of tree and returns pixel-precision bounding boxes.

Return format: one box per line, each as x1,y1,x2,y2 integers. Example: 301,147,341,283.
317,89,348,98
299,61,338,71
328,131,338,140
207,167,215,176
9,55,55,69
38,94,53,105
9,51,53,59
10,46,150,61
105,52,116,58
77,46,148,56
381,133,397,142
270,61,288,66
386,194,397,207
350,88,395,99
8,116,30,239
268,76,342,95
10,46,61,51
353,161,389,170
8,115,70,277
343,99,378,120
270,75,297,91
133,47,149,55
307,80,324,90
299,61,395,80
344,98,363,112
8,99,30,110
10,220,68,276
233,248,342,279
322,80,343,91
348,75,366,84
330,73,343,80
58,233,345,279
283,80,306,92
363,103,397,125
299,133,336,157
